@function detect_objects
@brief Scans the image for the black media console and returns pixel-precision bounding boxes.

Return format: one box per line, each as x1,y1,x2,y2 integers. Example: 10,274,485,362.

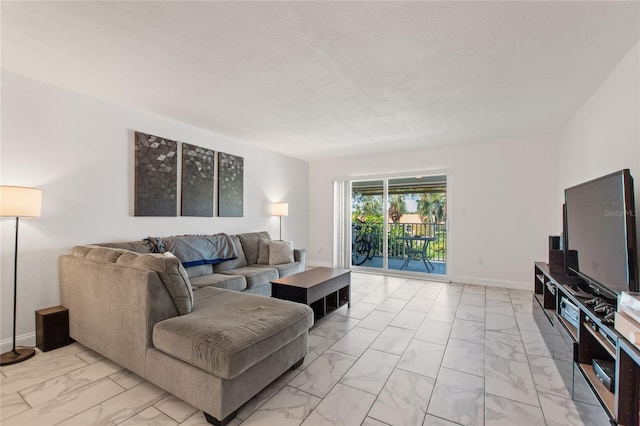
534,261,640,425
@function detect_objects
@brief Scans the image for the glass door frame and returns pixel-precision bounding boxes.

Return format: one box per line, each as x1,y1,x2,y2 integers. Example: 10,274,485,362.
348,169,451,281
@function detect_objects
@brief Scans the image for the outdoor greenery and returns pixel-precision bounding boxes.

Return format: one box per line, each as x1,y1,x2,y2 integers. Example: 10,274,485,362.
388,194,406,223
351,190,446,226
351,187,448,266
417,193,447,223
351,193,383,223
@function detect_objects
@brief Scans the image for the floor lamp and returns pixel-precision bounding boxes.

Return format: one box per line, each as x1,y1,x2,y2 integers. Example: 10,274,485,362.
271,202,288,240
0,186,42,366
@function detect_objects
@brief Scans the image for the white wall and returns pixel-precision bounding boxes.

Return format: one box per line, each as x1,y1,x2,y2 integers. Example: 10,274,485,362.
558,42,640,199
308,134,560,289
0,72,309,351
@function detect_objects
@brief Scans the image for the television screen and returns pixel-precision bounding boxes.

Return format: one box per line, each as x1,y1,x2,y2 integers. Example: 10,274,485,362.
565,169,637,297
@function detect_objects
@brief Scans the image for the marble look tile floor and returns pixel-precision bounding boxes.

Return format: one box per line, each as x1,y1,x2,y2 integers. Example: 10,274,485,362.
0,273,610,426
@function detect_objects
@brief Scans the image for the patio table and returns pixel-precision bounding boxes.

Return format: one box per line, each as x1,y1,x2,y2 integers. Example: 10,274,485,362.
397,235,437,272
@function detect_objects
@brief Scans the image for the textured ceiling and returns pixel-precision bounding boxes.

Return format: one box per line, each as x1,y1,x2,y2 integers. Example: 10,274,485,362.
2,1,638,161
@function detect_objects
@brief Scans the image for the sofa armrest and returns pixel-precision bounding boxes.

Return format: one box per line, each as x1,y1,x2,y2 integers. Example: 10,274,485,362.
294,248,306,268
59,255,178,377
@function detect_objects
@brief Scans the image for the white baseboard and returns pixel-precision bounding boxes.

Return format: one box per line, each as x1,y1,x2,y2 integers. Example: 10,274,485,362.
307,261,333,268
449,275,530,291
308,264,530,292
1,332,36,354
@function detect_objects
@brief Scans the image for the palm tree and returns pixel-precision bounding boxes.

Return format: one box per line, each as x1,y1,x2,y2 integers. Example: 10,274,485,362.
417,193,447,235
388,194,406,223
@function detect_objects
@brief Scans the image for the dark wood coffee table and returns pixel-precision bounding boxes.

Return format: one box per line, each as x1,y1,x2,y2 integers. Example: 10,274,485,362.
271,267,351,319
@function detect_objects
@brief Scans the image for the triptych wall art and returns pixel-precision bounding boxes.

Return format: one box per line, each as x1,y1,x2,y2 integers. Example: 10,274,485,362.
217,152,244,217
134,132,178,216
182,143,215,217
134,131,244,217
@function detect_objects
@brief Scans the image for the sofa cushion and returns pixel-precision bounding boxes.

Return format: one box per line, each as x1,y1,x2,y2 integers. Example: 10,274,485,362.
184,264,213,279
71,245,129,263
238,231,271,265
189,273,247,291
116,251,194,315
153,287,313,379
269,240,294,265
219,266,278,289
254,262,303,278
212,235,248,272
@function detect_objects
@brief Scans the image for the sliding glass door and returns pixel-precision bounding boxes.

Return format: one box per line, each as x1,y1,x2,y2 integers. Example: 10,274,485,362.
387,176,447,275
349,174,448,277
351,180,384,269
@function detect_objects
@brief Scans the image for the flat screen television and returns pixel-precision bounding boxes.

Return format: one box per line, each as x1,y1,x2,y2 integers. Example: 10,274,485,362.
564,169,638,300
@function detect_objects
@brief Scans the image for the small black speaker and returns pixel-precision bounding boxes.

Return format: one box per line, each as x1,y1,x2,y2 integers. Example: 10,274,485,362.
565,250,578,276
36,306,70,352
549,250,564,273
549,236,563,273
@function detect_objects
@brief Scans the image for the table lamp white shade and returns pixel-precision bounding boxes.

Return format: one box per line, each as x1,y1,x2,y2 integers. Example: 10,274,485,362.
271,202,288,217
0,186,42,218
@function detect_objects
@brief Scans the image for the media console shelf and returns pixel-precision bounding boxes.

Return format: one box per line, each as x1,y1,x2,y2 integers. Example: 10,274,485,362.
533,261,640,424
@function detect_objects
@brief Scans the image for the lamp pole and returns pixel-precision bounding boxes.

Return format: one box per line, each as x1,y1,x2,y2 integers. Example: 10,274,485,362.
11,217,20,356
0,186,41,366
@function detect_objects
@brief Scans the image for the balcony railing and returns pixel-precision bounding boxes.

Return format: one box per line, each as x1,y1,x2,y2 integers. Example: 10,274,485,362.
351,221,447,264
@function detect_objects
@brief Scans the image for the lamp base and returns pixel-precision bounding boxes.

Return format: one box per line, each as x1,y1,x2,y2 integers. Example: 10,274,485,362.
0,347,36,366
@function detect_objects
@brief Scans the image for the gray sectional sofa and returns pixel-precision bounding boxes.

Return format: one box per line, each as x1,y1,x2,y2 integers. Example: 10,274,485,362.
59,231,313,426
99,231,306,296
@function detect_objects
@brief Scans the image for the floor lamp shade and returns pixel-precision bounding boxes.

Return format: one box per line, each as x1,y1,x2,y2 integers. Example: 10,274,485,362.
272,203,288,240
0,186,42,218
271,203,288,217
0,186,42,366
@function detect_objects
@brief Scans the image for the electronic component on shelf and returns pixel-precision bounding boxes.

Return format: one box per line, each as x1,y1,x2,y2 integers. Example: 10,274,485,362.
546,282,556,295
594,303,615,314
560,296,580,329
592,359,615,392
586,297,602,306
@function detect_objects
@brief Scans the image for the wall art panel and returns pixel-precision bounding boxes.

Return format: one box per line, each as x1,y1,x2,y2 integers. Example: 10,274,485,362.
217,152,244,217
134,131,177,216
181,143,215,216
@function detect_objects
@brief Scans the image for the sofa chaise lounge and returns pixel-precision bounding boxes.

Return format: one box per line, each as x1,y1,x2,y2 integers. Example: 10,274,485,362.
59,231,314,425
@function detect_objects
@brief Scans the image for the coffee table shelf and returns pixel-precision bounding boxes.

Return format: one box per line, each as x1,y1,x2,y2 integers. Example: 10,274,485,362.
271,267,351,319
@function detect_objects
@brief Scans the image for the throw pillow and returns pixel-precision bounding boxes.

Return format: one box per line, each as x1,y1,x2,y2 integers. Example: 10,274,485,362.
238,231,271,265
269,240,294,265
257,238,270,264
